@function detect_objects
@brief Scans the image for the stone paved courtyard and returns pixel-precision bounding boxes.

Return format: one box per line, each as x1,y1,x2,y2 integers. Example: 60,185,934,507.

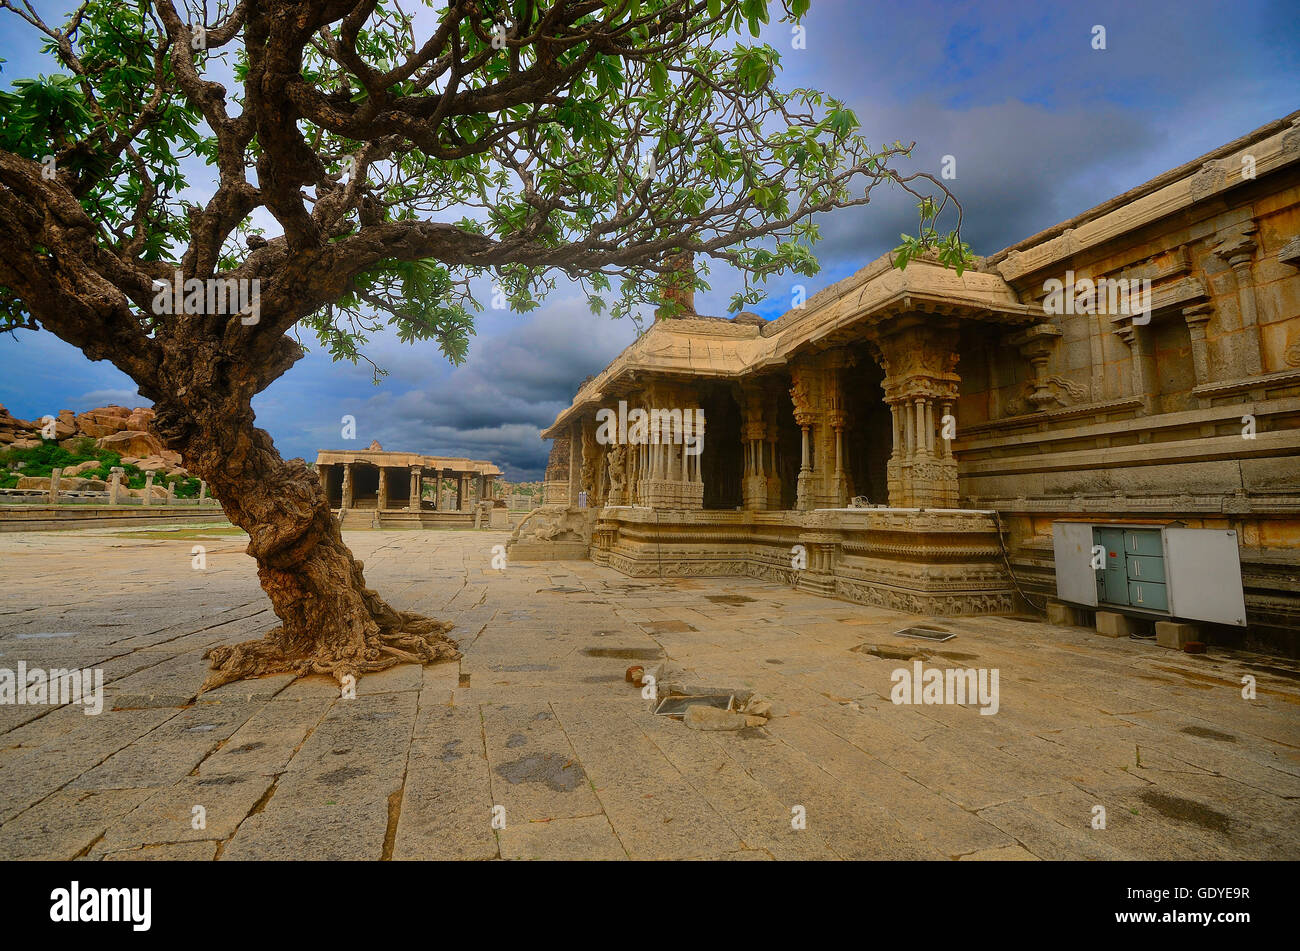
0,526,1297,861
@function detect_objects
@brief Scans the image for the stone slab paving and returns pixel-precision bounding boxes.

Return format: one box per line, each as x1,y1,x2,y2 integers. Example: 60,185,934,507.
0,526,1297,860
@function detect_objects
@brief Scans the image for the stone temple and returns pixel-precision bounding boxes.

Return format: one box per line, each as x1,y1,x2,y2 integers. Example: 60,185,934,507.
510,111,1300,657
316,445,503,527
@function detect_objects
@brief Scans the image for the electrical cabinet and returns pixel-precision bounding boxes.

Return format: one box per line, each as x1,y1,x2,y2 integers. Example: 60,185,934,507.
1051,522,1246,626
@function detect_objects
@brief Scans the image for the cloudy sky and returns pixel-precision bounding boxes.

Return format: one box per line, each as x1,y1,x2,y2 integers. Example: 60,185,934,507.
2,0,1296,479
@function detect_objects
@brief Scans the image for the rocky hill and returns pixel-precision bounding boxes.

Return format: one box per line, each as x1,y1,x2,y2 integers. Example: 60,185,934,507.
0,404,188,477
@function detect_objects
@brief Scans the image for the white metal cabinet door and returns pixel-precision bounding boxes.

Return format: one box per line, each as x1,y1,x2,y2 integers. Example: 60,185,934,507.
1052,522,1098,607
1163,528,1247,627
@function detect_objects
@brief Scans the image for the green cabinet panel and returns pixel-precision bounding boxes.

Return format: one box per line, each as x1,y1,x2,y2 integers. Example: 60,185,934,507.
1128,580,1169,612
1126,554,1166,583
1094,528,1130,606
1092,527,1168,612
1124,529,1164,556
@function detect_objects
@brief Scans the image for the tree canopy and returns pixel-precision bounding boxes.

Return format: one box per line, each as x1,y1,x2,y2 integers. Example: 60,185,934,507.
0,0,967,393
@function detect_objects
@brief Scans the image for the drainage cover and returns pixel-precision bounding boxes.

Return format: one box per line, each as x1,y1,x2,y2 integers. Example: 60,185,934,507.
893,627,955,642
654,694,733,717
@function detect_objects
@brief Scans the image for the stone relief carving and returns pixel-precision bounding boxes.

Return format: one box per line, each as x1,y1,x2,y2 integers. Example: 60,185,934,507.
606,443,626,495
580,422,598,493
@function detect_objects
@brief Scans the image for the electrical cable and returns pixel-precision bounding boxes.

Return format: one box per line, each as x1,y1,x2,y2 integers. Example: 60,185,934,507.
993,509,1047,613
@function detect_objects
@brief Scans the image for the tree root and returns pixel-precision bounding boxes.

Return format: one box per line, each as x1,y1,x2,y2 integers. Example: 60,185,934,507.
200,609,460,693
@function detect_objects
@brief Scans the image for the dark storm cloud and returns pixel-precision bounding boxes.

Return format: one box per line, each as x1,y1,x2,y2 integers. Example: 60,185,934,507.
806,101,1164,268
286,297,635,480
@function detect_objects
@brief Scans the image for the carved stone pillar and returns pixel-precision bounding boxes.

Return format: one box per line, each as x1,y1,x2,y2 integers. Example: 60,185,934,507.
543,434,571,504
109,467,124,505
568,420,581,507
606,444,628,506
198,480,207,503
49,467,61,504
580,416,598,502
741,384,768,510
939,401,954,461
763,388,783,509
409,466,422,509
377,468,389,510
142,470,155,506
830,410,847,506
791,371,815,511
870,318,961,508
341,463,353,509
636,385,703,510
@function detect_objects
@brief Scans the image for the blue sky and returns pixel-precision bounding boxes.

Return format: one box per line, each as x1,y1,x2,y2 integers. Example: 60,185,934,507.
2,0,1297,479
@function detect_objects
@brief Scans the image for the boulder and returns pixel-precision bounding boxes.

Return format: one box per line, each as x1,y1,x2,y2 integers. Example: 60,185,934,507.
134,455,168,472
682,704,752,732
74,416,120,438
8,438,41,450
74,406,132,437
96,430,163,458
125,407,155,430
68,460,101,476
48,476,107,492
0,405,37,432
127,485,168,500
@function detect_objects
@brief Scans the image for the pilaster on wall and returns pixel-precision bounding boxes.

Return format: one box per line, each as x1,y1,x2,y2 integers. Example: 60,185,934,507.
1213,224,1265,377
1112,319,1156,414
869,316,961,508
1009,323,1065,412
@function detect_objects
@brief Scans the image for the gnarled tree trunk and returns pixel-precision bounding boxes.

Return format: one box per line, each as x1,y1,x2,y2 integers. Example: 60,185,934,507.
154,398,459,692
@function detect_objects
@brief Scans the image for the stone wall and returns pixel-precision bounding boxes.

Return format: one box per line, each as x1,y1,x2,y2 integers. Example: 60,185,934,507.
956,161,1300,651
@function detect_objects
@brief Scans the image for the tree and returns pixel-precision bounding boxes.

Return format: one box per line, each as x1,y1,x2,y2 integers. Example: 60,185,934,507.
0,0,966,690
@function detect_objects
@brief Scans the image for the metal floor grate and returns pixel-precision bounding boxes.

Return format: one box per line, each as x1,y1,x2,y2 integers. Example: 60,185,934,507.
892,627,955,642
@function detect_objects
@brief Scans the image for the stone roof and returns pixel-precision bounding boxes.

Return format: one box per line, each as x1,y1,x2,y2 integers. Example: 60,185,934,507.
541,256,1037,437
315,449,501,476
